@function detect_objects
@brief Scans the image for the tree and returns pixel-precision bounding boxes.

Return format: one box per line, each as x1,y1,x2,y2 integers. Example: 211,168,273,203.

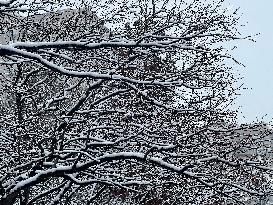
0,0,272,204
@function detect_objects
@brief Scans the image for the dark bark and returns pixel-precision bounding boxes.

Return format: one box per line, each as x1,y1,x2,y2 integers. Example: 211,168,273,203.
0,191,19,205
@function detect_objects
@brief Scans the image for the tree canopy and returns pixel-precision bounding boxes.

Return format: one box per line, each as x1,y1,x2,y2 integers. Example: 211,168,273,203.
0,0,273,204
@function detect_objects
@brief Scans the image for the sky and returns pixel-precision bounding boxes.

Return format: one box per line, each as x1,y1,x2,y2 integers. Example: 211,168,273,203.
1,0,272,124
227,0,273,124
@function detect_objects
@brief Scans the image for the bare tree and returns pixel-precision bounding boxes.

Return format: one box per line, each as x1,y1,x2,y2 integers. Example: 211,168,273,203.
0,0,273,204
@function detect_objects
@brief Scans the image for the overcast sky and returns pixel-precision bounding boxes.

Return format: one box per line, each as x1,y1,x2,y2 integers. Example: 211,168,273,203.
227,0,273,124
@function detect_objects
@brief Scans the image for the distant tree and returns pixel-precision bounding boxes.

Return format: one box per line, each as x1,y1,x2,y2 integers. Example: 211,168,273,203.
0,0,273,205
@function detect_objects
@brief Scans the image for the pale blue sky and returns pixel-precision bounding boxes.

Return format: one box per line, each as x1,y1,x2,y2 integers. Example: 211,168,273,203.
228,0,273,124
